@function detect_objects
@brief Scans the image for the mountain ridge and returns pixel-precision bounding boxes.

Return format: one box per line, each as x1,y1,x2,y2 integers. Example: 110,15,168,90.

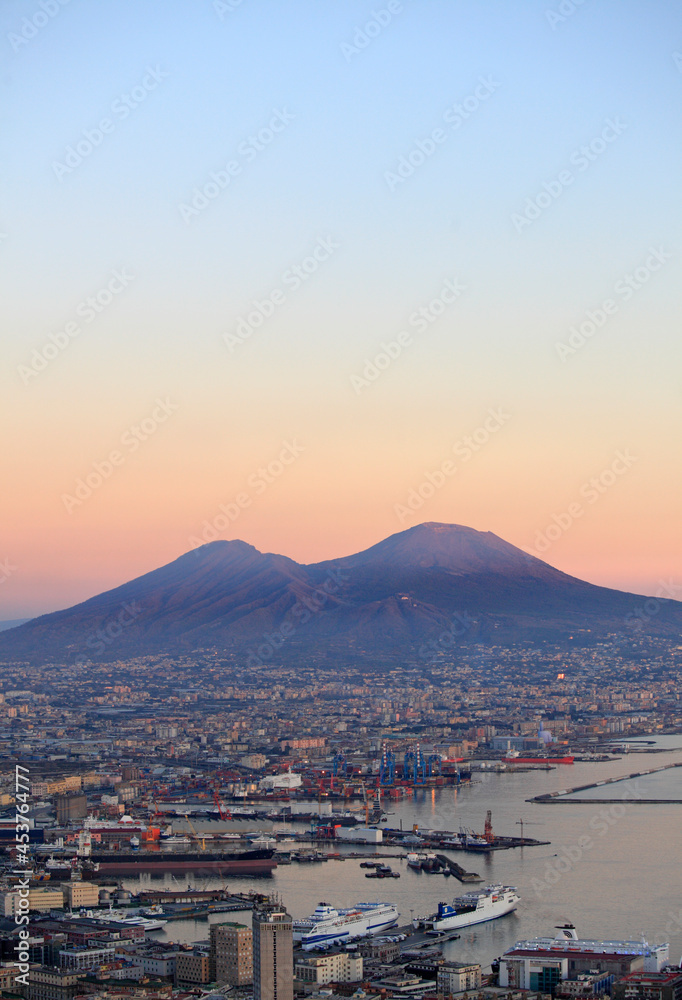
1,523,679,664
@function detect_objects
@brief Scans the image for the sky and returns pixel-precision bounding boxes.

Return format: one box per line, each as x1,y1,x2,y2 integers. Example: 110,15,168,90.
2,0,681,618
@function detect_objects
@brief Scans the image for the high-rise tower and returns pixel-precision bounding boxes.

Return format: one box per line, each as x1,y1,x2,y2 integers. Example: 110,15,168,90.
252,902,293,1000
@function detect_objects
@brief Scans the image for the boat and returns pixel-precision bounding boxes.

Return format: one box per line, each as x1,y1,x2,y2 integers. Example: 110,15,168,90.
407,851,441,875
406,851,441,872
82,815,148,834
161,835,191,845
83,847,277,877
293,902,399,949
442,828,491,851
365,865,399,879
88,908,167,931
413,884,519,932
45,856,78,878
502,755,574,764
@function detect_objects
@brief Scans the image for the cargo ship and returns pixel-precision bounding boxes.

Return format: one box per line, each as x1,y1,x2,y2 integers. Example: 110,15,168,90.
293,901,399,949
503,752,574,764
413,884,519,932
84,847,276,877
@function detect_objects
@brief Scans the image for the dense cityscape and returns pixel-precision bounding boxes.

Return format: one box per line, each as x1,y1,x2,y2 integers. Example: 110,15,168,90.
0,639,680,1000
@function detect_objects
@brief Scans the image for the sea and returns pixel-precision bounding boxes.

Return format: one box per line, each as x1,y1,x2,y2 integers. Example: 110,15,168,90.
130,735,682,970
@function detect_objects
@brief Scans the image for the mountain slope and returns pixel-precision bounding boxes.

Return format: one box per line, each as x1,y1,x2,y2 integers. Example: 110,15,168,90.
1,523,680,664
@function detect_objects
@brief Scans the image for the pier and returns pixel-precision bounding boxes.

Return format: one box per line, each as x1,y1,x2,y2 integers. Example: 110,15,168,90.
434,855,482,882
527,760,682,803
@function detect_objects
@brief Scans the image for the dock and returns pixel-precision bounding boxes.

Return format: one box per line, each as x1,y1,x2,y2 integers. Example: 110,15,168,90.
528,760,682,804
434,855,482,882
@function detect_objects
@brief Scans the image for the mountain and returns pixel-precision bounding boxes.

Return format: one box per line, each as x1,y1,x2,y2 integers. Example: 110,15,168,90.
1,523,680,665
0,619,30,633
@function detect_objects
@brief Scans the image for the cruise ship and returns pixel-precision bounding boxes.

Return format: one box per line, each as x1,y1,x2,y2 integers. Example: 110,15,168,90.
293,902,399,949
413,884,519,932
499,925,670,988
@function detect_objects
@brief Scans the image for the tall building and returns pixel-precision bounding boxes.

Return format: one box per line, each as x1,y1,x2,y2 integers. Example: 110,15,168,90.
253,903,293,1000
210,920,253,986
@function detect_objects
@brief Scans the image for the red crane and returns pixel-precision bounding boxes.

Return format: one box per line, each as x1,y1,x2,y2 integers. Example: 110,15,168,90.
484,809,494,843
212,788,232,821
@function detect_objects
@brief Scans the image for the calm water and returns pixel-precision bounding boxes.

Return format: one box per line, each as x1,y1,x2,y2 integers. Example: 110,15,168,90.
135,736,682,969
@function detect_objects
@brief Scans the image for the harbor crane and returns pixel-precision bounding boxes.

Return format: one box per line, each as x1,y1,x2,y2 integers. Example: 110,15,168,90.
184,815,206,851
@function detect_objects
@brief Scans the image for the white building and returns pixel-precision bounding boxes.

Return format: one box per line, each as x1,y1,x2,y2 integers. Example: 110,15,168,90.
338,826,383,844
437,961,482,994
295,952,363,984
259,770,302,790
59,944,116,970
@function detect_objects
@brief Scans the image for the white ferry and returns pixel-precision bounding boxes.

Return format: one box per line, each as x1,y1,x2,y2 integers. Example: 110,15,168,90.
413,884,519,932
88,907,168,931
293,901,399,949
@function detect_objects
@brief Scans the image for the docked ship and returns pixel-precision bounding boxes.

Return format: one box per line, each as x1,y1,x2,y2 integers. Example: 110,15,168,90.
406,852,441,871
89,908,167,931
442,829,491,851
84,847,276,877
413,884,519,932
502,750,574,764
293,902,399,949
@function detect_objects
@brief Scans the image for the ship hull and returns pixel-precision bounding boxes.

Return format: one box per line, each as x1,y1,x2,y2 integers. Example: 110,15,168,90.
297,915,399,948
430,898,517,931
294,904,399,949
414,887,519,933
503,756,574,764
86,849,276,877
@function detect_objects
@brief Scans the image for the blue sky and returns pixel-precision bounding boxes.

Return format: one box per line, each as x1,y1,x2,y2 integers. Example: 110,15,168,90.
2,0,681,616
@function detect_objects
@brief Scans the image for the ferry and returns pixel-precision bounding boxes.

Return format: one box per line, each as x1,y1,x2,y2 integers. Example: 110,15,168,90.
413,884,519,932
87,907,168,931
293,901,399,949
